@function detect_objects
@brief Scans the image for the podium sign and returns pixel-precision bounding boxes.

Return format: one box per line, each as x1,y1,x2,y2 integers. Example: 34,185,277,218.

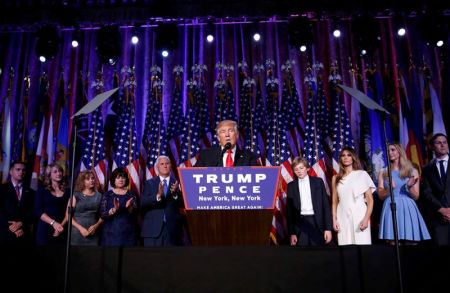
178,166,281,210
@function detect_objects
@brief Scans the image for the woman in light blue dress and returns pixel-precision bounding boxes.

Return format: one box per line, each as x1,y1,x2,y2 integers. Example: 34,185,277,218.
378,143,430,244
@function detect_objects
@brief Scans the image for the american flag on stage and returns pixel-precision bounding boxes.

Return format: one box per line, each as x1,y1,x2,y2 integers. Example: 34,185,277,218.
329,65,354,175
80,72,107,191
12,71,29,163
237,61,256,153
194,64,212,140
280,60,305,157
54,71,69,172
303,65,330,195
250,64,267,159
179,79,201,167
167,66,184,166
112,67,140,194
141,66,168,179
264,59,293,244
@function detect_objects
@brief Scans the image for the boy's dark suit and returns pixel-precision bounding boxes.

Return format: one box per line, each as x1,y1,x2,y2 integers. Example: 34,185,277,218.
286,176,332,246
141,176,183,246
194,145,258,167
421,158,450,245
0,182,35,245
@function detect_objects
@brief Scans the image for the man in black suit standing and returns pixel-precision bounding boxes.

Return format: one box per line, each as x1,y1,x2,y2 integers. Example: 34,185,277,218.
141,155,184,246
0,161,36,245
194,120,258,167
287,157,332,246
421,133,450,245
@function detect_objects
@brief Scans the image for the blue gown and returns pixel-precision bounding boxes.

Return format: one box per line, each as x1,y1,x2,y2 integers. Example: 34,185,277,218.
379,170,430,241
100,190,138,246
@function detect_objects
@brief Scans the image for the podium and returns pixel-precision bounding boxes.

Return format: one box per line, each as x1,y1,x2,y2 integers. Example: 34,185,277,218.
178,166,280,246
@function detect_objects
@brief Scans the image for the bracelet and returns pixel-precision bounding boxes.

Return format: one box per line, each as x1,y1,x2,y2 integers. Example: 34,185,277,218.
50,220,55,226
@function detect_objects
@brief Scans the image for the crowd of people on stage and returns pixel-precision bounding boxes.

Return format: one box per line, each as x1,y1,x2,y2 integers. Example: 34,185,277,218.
0,119,449,247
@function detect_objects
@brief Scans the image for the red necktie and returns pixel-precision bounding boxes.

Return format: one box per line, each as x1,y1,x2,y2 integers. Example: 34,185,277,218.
225,150,233,167
15,185,21,201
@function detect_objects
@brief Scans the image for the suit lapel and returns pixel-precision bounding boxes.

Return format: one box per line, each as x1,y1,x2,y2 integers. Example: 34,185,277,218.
234,149,245,166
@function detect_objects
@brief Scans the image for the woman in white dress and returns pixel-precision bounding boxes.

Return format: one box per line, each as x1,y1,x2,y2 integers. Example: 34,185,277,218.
332,147,375,245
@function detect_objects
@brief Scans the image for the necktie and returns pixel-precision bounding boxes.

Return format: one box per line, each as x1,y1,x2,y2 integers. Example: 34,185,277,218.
163,179,168,196
439,160,446,184
225,150,233,167
15,185,21,201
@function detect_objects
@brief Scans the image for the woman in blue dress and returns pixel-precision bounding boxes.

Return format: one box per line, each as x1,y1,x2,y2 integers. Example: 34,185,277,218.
69,170,103,246
35,163,69,245
100,167,138,246
378,143,430,244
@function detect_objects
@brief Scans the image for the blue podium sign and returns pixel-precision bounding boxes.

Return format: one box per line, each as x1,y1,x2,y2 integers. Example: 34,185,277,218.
178,166,281,210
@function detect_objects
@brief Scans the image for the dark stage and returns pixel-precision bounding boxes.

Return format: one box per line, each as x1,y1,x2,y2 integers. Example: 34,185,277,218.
3,245,448,292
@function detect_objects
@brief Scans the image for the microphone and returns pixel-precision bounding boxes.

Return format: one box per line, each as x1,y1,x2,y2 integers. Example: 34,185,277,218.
218,142,232,166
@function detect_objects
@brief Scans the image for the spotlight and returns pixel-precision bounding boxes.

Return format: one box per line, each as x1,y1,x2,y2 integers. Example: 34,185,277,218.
361,49,367,56
155,23,179,55
206,34,214,43
419,13,446,47
300,45,307,52
333,29,341,38
437,40,444,47
253,33,261,42
108,58,117,66
397,28,406,37
131,35,139,45
161,50,169,58
352,14,380,56
39,56,46,63
71,40,79,48
96,25,121,65
35,25,61,61
205,21,215,43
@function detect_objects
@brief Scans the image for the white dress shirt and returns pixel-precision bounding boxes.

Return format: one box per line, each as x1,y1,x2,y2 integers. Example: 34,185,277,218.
298,176,314,215
222,145,237,167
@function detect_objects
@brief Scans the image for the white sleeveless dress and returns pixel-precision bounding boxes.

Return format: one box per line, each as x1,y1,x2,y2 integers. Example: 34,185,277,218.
336,170,376,245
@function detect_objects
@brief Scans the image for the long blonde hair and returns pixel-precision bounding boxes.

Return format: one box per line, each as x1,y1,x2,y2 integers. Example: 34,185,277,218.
384,143,413,179
336,147,362,184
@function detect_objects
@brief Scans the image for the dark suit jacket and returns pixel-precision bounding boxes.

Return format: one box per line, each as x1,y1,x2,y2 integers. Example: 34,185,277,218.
194,145,258,167
0,182,35,245
140,176,183,245
286,176,332,237
420,159,450,234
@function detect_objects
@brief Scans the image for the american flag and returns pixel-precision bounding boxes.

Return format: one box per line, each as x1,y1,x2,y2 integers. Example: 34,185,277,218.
112,67,140,194
141,67,168,179
250,64,267,158
167,66,184,166
264,59,293,244
237,61,255,153
329,66,354,175
195,64,212,139
12,71,29,163
179,79,201,167
80,72,107,191
303,66,330,195
280,60,305,157
212,62,237,145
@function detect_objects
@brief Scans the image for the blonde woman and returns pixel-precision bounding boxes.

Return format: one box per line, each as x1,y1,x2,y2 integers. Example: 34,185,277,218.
332,147,375,245
378,143,430,244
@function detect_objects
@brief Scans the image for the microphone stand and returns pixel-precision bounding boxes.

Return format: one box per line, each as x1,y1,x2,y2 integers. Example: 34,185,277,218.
64,117,79,293
380,111,404,293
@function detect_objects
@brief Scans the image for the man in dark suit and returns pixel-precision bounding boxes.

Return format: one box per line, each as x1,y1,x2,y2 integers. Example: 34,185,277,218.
194,120,258,167
287,157,332,246
0,161,36,245
141,155,184,246
421,133,450,245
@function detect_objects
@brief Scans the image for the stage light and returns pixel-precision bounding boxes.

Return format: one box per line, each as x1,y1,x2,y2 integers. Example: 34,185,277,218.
131,35,139,45
205,21,215,43
96,25,121,66
71,40,79,48
419,13,447,48
35,25,61,61
333,29,341,38
206,34,214,43
361,49,367,56
39,56,46,63
161,50,169,58
253,33,261,42
300,45,307,52
155,23,179,55
397,28,406,37
288,16,314,51
437,40,444,47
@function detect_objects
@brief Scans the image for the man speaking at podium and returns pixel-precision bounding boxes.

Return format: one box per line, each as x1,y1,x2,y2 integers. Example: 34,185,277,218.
195,120,258,167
